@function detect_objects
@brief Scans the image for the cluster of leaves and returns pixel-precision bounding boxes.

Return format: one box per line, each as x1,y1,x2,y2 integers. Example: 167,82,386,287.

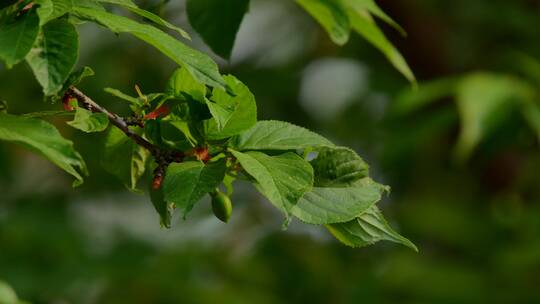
106,66,416,250
0,0,415,249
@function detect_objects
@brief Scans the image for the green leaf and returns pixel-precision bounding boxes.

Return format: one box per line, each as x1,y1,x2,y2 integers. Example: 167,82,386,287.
296,0,350,45
35,0,72,25
72,6,227,89
454,73,533,160
0,113,87,185
162,159,227,217
326,206,417,251
26,18,79,96
346,6,415,84
186,0,250,59
231,150,313,215
231,120,334,151
98,0,191,39
104,87,141,106
149,183,173,228
205,75,257,140
291,184,382,224
67,107,109,132
102,127,149,191
311,146,369,187
342,0,405,35
0,10,40,68
165,66,206,101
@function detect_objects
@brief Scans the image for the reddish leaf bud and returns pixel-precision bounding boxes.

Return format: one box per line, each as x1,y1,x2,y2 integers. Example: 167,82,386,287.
62,95,77,111
144,105,170,120
152,173,164,190
194,147,210,163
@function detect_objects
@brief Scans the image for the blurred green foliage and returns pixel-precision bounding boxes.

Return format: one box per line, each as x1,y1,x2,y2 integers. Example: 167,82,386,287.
1,0,540,303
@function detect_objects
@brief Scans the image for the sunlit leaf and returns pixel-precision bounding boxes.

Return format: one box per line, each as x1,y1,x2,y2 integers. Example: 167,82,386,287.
231,150,313,215
291,185,381,224
231,120,334,151
326,206,417,251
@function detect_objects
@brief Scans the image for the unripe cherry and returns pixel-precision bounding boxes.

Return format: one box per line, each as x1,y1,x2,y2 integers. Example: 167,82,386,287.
211,191,232,223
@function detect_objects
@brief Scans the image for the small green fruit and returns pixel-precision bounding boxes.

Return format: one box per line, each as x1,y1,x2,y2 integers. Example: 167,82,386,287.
211,191,232,223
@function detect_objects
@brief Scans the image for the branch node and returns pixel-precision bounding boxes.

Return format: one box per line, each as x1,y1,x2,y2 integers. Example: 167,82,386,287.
63,87,193,190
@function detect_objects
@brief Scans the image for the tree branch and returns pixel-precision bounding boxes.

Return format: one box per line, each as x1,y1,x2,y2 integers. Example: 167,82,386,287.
64,87,194,179
67,87,158,154
63,87,216,189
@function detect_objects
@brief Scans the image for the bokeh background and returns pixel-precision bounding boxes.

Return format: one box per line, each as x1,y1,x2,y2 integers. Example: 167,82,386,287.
1,0,540,303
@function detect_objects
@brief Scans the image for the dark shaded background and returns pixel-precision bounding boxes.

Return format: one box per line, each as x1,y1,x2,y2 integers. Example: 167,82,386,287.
1,0,540,303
